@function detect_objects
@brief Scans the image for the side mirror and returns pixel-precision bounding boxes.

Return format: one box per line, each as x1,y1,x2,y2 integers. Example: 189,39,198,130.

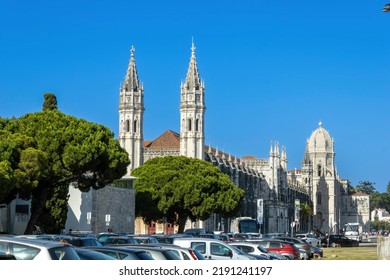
224,250,233,258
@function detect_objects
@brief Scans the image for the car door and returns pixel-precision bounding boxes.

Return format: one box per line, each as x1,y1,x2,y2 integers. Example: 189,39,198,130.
208,241,234,260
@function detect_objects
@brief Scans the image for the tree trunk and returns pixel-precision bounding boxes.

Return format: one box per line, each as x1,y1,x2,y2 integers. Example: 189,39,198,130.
24,184,51,234
177,214,188,233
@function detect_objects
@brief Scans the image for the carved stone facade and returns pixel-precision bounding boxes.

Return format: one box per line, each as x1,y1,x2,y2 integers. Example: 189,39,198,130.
288,122,370,234
122,43,310,234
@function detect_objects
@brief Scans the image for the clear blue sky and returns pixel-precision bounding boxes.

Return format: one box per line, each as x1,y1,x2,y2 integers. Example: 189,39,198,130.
1,1,389,192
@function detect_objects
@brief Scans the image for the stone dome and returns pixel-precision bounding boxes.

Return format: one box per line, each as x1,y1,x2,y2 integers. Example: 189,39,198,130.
307,121,334,153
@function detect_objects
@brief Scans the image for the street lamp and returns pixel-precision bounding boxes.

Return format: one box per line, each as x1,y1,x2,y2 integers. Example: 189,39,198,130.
383,3,390,12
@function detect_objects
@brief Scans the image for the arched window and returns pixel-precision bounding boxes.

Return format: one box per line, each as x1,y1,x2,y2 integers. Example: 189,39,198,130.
317,165,322,176
195,119,199,132
125,120,130,132
188,119,192,131
133,120,137,133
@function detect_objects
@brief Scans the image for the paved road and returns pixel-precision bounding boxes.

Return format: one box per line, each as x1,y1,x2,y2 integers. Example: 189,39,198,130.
360,236,377,247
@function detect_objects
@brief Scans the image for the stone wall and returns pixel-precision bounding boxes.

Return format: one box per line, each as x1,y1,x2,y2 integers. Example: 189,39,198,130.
92,185,135,234
377,236,390,260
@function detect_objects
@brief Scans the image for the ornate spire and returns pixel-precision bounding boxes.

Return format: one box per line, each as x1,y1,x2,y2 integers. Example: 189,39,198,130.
123,46,141,92
281,146,286,160
183,41,202,90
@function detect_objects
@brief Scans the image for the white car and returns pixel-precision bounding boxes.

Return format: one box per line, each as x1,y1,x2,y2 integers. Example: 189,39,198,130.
173,238,257,260
295,233,320,247
0,236,80,260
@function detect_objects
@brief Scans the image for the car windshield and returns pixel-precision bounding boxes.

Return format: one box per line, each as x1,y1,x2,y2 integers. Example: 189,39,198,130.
77,249,116,260
229,245,246,255
135,251,154,260
161,250,182,260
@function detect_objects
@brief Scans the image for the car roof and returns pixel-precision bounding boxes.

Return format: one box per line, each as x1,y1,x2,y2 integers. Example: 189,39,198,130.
86,245,149,253
0,236,70,249
173,237,225,241
229,242,259,246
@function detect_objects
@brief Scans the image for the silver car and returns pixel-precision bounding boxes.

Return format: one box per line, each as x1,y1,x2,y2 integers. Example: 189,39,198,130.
295,233,320,247
0,236,80,260
110,244,182,260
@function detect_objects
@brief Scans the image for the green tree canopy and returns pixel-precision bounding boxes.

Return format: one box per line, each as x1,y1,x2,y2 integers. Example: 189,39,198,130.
370,192,390,213
300,202,313,224
0,103,130,233
355,181,376,195
42,93,58,111
131,155,245,233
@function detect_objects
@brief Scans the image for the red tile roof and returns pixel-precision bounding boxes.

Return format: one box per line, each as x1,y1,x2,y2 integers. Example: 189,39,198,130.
144,130,180,150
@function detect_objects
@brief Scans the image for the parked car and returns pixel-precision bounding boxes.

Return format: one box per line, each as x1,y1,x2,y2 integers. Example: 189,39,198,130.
198,233,220,239
217,233,231,243
0,236,80,260
111,244,182,260
152,234,193,244
183,228,206,237
104,236,137,245
53,235,103,247
245,239,300,260
173,237,257,260
86,246,154,260
15,235,55,241
127,243,206,260
321,235,359,247
74,247,117,260
232,233,261,241
96,233,120,245
272,236,314,259
229,242,281,260
128,235,160,244
311,246,324,258
295,233,320,247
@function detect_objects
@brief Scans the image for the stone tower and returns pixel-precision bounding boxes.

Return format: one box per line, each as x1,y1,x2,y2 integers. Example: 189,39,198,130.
302,121,340,233
180,42,205,160
119,46,144,175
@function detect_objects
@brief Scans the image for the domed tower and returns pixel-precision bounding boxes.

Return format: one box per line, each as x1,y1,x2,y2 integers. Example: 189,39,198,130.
303,121,340,233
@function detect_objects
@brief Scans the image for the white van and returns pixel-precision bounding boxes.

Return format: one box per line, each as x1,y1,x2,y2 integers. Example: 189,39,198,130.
173,238,257,260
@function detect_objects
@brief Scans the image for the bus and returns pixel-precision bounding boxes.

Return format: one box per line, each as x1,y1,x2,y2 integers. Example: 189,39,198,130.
343,223,362,242
230,217,260,234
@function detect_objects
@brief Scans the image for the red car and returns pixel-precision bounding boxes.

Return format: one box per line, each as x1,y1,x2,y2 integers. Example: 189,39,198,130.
245,239,300,260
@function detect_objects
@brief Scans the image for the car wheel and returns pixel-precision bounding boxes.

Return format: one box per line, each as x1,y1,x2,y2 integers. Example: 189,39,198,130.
352,242,359,247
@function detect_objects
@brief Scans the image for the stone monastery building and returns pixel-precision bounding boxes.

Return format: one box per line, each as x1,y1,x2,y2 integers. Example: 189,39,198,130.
0,43,369,235
116,43,370,235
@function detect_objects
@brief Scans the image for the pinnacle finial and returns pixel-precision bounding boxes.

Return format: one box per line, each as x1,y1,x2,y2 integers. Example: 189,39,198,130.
319,120,323,127
191,38,196,58
131,46,135,58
